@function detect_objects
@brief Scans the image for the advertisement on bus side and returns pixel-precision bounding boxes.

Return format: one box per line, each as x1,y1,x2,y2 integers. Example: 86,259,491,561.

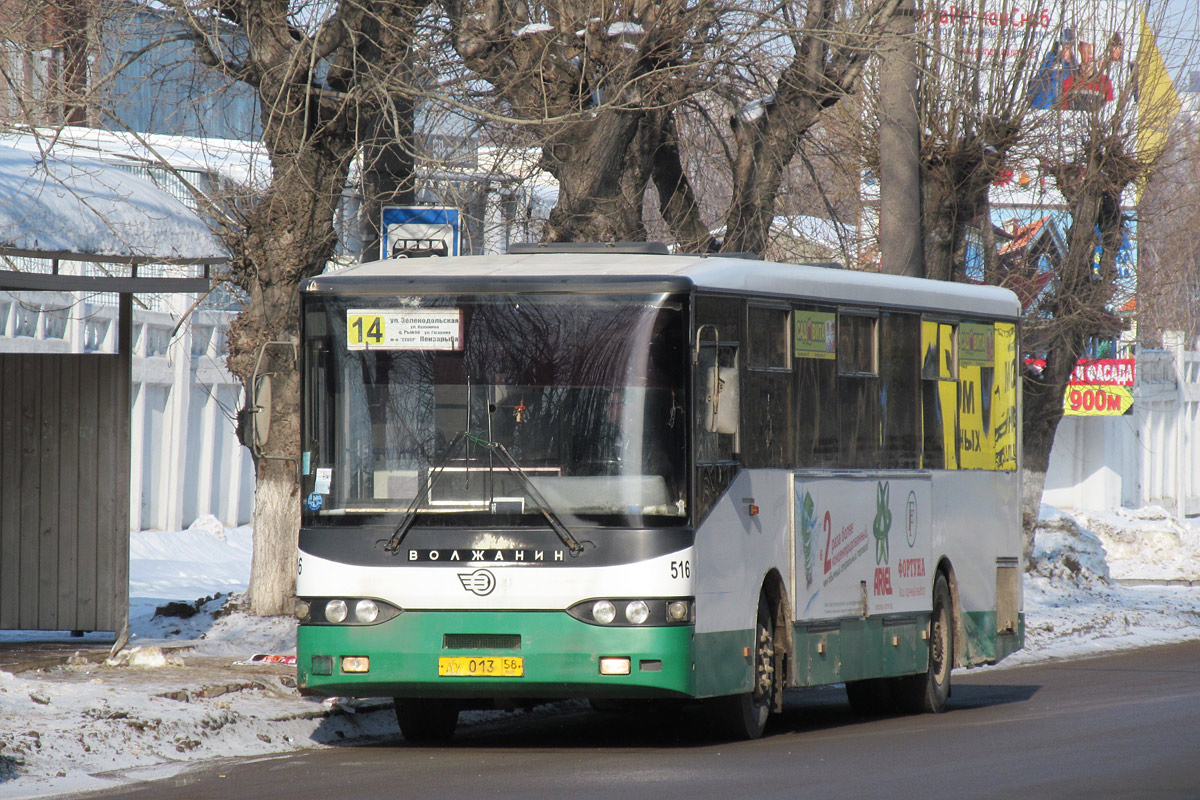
794,476,933,620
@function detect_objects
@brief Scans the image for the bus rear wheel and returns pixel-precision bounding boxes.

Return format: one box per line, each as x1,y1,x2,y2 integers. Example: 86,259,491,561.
894,571,953,714
711,594,775,740
394,698,459,744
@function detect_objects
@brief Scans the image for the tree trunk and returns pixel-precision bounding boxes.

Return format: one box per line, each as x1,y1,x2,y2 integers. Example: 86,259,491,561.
248,458,301,615
921,170,959,282
1018,132,1140,560
359,114,417,262
226,141,355,616
649,111,716,253
541,110,650,242
1019,346,1074,559
878,0,922,277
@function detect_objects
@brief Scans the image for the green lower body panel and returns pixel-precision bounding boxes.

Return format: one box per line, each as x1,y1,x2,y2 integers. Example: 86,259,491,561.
794,615,931,687
693,628,753,697
791,610,1026,687
298,611,695,700
961,610,1026,666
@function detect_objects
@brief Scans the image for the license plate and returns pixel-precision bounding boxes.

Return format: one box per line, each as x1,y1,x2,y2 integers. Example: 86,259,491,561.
438,656,524,677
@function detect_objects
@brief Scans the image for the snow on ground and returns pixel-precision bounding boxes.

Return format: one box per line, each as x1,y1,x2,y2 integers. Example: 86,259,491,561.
3,507,1200,798
999,505,1200,666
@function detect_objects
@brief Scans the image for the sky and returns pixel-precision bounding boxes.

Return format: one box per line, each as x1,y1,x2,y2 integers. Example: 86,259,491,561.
1158,0,1200,87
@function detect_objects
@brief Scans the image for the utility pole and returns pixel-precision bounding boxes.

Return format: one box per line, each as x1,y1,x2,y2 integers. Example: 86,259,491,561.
878,0,923,278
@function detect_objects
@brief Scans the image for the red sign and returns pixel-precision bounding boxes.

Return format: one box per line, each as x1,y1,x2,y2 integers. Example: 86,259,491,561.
1069,358,1134,386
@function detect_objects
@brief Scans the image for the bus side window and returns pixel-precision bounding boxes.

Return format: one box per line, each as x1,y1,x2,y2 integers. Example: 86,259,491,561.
695,344,739,461
992,323,1019,471
921,320,958,469
745,305,792,468
793,307,838,467
694,339,740,524
837,312,880,469
958,322,996,470
879,313,921,468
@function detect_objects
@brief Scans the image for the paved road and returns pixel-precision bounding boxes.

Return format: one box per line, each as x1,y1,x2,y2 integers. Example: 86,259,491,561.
78,640,1200,799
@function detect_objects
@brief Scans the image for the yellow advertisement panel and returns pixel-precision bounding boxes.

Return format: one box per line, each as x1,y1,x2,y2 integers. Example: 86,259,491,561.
991,323,1018,470
958,324,995,470
938,381,958,470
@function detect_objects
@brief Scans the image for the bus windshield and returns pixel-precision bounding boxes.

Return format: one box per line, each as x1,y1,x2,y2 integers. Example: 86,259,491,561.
301,292,688,527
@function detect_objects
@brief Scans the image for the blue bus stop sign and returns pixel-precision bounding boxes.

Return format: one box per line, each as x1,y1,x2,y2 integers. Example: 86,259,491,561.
381,206,460,259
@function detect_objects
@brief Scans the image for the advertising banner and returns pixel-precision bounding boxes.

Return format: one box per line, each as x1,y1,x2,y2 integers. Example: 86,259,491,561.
1064,357,1135,415
794,476,932,621
794,310,837,360
1025,356,1135,415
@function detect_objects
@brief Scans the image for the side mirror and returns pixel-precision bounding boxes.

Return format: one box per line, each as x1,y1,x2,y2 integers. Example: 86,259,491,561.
695,325,738,435
252,374,273,450
700,352,739,435
249,340,297,457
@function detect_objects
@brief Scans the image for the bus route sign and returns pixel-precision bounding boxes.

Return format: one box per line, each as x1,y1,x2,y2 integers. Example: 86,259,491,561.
346,309,463,351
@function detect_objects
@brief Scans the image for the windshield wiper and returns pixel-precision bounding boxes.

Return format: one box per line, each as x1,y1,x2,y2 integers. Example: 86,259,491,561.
382,431,587,557
382,431,466,555
463,432,586,557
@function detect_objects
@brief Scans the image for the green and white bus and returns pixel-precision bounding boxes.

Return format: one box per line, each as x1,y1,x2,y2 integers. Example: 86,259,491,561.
294,245,1024,741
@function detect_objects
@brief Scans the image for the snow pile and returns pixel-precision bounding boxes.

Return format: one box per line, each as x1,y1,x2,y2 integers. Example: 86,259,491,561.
1028,506,1112,582
0,659,400,798
127,521,293,658
129,520,253,601
0,523,375,799
1071,507,1200,583
1004,505,1200,666
127,594,296,660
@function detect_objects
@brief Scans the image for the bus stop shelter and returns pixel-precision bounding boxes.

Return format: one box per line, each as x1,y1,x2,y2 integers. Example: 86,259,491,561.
0,144,225,649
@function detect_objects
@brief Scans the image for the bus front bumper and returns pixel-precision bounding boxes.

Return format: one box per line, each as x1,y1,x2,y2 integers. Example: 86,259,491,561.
297,610,696,700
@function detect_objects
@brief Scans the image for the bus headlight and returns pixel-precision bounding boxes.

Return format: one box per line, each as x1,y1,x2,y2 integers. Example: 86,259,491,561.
567,598,694,627
325,599,349,624
592,600,617,625
296,597,401,626
355,599,380,624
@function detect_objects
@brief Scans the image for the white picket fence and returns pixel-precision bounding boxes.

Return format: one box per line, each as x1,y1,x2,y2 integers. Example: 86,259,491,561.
0,290,253,530
1044,345,1200,516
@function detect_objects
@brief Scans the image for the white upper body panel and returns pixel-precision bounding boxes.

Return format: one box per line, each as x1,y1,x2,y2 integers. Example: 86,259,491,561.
304,253,1021,320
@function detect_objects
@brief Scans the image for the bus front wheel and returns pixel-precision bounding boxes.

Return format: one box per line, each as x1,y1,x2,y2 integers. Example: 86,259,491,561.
394,698,459,744
710,594,775,740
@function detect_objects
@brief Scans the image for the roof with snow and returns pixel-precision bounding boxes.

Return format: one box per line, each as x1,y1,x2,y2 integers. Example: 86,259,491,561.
0,145,226,263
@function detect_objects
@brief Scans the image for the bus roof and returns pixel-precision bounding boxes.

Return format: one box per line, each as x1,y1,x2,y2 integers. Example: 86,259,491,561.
303,253,1021,319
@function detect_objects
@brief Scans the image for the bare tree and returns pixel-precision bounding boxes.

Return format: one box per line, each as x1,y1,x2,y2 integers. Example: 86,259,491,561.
144,0,435,615
447,0,905,253
859,1,1189,551
1136,95,1200,349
